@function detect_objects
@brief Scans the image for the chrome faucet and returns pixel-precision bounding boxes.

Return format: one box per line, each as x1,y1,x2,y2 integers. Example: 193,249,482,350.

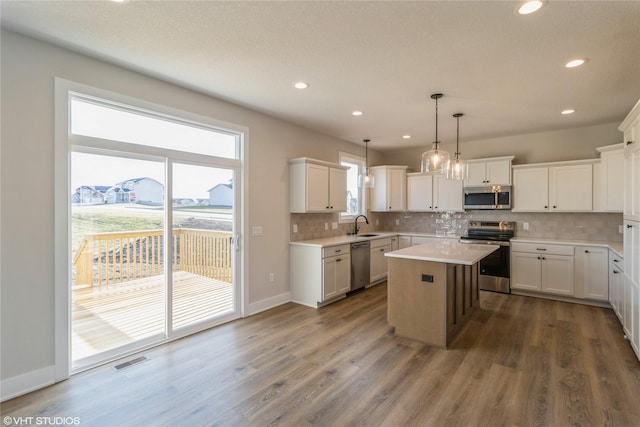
353,214,369,235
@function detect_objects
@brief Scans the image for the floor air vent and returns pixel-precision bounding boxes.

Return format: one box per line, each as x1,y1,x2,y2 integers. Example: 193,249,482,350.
113,356,148,371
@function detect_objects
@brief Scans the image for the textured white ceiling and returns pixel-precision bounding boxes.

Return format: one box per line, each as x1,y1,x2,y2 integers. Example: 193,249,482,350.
2,1,639,151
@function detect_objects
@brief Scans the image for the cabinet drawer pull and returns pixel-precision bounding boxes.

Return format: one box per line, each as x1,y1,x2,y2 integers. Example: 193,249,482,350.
536,248,547,251
614,259,619,263
336,258,342,262
613,270,619,274
335,249,341,253
627,224,633,228
585,250,589,253
380,248,385,252
627,140,633,146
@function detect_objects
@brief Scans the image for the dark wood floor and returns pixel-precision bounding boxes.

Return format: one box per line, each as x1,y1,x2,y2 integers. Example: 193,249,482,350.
3,283,640,426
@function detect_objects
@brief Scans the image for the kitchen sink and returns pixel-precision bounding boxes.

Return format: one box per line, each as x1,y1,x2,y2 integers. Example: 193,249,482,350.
357,233,379,237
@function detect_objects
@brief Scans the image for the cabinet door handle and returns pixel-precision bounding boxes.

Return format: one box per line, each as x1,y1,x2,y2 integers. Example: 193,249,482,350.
553,205,557,209
628,224,633,228
613,270,619,274
380,248,385,252
336,258,342,262
541,257,546,260
536,248,547,251
544,205,548,209
335,249,341,253
614,259,619,263
627,140,633,146
585,250,589,253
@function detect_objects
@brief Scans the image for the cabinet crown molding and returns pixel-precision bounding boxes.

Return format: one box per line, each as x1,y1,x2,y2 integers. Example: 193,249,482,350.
466,155,515,163
512,158,598,169
288,157,348,170
596,143,625,154
619,97,640,131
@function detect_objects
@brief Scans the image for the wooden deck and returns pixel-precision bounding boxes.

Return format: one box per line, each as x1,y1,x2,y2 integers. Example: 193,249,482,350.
72,271,233,361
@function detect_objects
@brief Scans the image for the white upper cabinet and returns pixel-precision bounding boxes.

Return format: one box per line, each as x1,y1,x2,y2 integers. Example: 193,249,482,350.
407,173,463,212
512,167,549,212
289,158,348,213
464,156,514,186
407,173,433,211
370,166,408,212
620,102,640,221
594,144,625,212
512,160,595,212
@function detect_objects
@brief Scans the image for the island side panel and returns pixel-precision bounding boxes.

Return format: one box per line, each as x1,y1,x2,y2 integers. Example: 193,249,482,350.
446,263,480,344
387,258,447,347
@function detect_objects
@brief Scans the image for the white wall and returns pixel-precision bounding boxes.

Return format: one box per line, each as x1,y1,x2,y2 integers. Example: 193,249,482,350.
0,30,369,392
381,122,622,171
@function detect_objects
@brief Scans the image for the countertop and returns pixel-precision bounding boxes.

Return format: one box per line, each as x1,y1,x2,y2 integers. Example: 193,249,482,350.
289,233,624,258
511,237,623,258
384,241,499,265
289,232,458,247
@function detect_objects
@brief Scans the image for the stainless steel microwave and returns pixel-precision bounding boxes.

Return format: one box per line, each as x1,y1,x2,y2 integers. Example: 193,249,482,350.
463,185,512,210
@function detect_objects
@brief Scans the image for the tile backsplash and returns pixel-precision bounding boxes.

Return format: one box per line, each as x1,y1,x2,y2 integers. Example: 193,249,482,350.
290,211,624,243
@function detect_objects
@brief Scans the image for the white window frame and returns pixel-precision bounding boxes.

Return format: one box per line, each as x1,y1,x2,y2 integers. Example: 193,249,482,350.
338,151,367,223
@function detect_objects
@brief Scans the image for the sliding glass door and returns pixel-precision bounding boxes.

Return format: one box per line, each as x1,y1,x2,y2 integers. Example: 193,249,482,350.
68,92,242,370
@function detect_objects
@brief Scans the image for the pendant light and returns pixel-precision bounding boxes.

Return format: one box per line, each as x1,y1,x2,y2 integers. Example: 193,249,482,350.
446,113,469,181
358,139,375,188
421,93,450,174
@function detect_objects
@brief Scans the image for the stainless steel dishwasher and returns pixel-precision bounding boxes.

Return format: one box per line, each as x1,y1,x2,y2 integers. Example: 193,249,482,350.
350,241,370,291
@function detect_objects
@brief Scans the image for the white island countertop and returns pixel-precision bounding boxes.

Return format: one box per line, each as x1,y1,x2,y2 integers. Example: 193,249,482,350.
385,240,499,265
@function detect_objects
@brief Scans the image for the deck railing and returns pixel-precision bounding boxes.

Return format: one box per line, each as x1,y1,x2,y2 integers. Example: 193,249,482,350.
73,228,233,287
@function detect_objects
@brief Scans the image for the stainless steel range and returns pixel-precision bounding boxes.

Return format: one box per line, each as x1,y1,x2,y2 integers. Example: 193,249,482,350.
460,221,515,294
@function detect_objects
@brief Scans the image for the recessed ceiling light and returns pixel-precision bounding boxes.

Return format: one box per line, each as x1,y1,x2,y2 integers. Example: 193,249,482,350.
565,58,588,68
561,109,575,115
402,135,411,139
352,110,363,116
110,0,129,3
293,81,309,89
518,0,543,15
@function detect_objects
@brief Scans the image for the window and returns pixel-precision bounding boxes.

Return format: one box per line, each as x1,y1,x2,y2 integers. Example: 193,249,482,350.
70,95,239,159
339,152,366,222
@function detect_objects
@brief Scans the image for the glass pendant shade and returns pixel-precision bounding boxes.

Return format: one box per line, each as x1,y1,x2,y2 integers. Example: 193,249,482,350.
421,93,450,174
446,158,469,180
358,138,375,188
421,144,450,174
358,167,375,188
446,112,468,180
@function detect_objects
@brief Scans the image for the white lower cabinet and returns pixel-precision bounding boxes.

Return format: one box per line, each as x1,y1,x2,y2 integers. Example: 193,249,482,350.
290,243,350,308
574,246,609,301
609,250,624,321
370,238,392,284
623,275,639,357
323,253,351,300
511,242,575,297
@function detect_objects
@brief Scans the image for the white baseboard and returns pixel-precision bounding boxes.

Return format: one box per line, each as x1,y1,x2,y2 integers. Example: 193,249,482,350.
1,365,56,402
247,292,291,316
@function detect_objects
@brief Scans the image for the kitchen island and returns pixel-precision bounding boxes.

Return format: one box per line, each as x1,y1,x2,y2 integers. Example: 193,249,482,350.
385,240,499,348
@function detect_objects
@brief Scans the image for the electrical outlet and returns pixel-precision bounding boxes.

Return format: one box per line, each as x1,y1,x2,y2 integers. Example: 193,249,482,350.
293,224,298,233
268,273,275,283
332,222,338,229
376,219,379,225
523,222,529,231
252,226,263,236
619,224,624,234
395,219,400,225
325,223,329,230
